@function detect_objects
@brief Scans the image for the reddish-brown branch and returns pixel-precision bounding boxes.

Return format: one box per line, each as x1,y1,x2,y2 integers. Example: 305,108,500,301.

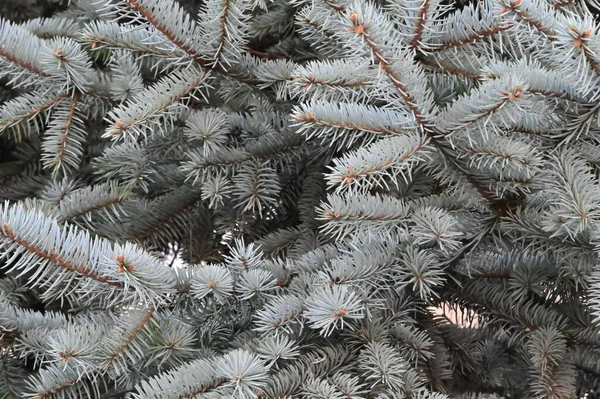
84,89,118,104
323,0,345,12
0,48,49,77
502,2,557,41
125,0,209,66
418,56,482,80
339,140,426,184
503,210,594,249
301,17,340,44
301,75,369,89
0,93,67,131
88,35,173,57
275,278,292,288
214,0,231,66
36,378,80,399
445,93,517,133
433,24,511,52
552,0,573,9
55,94,79,166
273,311,301,330
583,46,600,76
294,112,408,135
349,18,431,131
437,144,504,205
111,69,211,137
528,88,586,103
410,0,431,51
417,64,586,104
0,223,122,287
104,309,155,365
243,47,280,60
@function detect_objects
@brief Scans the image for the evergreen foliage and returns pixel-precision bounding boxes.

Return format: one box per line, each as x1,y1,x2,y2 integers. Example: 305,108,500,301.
3,0,600,398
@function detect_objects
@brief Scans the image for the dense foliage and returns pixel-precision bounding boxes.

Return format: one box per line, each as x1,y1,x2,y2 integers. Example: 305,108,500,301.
2,0,600,398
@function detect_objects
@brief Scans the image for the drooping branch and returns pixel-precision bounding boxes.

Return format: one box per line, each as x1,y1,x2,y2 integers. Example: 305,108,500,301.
0,223,122,288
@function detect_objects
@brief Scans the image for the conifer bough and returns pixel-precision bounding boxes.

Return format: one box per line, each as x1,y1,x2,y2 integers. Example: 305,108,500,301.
1,0,600,397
